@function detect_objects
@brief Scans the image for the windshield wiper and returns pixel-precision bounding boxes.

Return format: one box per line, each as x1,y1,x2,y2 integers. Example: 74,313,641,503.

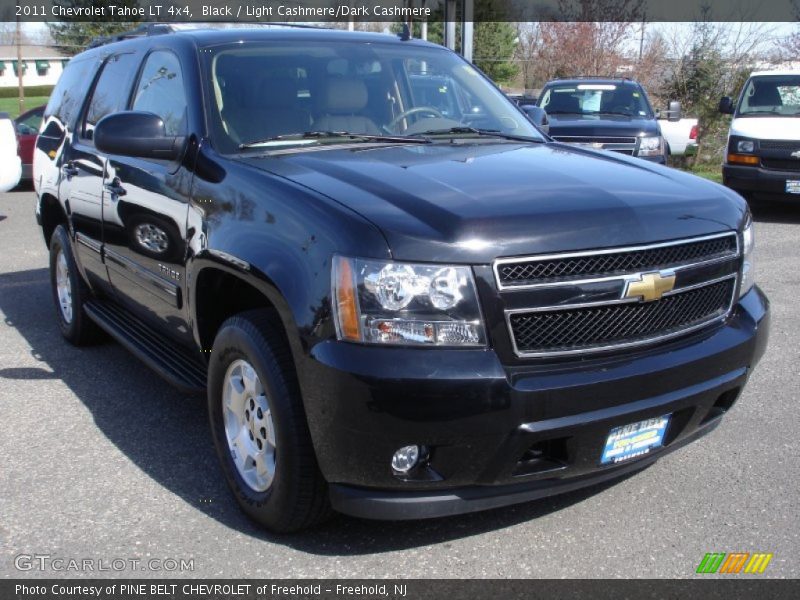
239,130,430,149
414,126,544,143
597,111,635,117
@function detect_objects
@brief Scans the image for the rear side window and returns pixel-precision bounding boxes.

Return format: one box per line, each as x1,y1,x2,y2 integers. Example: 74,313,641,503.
44,58,97,127
82,52,139,139
131,51,188,136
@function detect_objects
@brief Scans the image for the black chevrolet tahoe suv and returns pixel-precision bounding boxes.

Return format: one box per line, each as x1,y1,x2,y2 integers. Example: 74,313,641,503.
537,77,671,163
34,26,769,532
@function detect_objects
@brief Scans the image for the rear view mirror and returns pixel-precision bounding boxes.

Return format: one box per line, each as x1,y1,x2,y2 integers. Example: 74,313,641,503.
718,96,734,115
94,111,185,161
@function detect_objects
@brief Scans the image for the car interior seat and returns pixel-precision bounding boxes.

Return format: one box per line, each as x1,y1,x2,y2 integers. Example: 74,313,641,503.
313,78,381,134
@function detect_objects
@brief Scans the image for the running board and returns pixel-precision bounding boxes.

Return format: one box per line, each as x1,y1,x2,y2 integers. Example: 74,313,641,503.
85,299,207,394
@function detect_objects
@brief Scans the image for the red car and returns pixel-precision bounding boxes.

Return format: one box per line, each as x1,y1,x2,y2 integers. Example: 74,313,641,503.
15,105,44,182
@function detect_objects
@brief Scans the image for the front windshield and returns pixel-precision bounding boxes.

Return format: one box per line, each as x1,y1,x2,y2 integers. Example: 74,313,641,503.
205,39,543,151
539,83,652,118
737,75,800,117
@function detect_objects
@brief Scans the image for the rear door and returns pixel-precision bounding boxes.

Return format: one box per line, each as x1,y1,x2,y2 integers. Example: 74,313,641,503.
101,49,195,345
58,52,139,291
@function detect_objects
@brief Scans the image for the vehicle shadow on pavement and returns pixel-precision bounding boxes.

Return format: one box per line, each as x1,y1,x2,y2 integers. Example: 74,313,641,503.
1,267,642,554
750,202,800,225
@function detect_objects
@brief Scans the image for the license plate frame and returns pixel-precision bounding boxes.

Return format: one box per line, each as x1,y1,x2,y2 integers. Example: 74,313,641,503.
600,415,670,465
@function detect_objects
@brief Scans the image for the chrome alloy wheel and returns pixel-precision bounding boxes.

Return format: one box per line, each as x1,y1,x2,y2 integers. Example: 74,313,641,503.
133,223,168,253
55,248,73,323
222,359,277,492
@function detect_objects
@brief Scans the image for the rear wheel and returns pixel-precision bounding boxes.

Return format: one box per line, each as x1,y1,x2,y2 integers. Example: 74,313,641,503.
48,225,103,345
207,310,331,532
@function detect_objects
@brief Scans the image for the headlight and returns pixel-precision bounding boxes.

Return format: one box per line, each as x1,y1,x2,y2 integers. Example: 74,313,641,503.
332,256,486,346
638,135,664,157
739,215,755,298
737,139,755,153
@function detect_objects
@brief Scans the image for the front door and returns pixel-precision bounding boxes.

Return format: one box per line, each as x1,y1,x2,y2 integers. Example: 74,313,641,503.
101,49,195,345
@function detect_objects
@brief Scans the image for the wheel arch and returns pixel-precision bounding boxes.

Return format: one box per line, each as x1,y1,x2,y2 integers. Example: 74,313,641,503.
39,192,68,248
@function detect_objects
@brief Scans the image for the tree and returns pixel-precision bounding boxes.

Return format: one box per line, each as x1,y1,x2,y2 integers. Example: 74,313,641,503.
473,22,518,83
47,0,142,54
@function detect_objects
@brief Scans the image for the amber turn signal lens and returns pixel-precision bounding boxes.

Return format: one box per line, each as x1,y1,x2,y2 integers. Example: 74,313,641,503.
333,256,361,341
727,153,759,165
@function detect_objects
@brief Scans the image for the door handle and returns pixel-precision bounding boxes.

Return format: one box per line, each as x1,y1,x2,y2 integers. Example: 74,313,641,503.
104,178,127,198
62,162,78,179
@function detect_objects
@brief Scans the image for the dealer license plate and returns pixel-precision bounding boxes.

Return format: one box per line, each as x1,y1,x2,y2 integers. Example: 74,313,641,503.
600,415,670,465
786,180,800,194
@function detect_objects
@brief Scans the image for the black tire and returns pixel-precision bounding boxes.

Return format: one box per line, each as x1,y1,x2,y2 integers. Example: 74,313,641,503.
208,309,331,532
48,225,103,346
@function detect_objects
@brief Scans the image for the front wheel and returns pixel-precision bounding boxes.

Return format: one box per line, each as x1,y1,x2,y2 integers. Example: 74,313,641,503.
207,310,331,532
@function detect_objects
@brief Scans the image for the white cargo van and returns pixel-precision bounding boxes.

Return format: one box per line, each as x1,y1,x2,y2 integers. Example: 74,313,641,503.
719,70,800,203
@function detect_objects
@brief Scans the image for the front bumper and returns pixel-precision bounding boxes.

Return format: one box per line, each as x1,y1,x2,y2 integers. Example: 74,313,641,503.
300,287,769,520
723,163,800,202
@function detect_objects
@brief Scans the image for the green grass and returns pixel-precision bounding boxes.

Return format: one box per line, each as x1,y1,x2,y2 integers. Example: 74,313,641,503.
0,96,49,119
681,167,723,184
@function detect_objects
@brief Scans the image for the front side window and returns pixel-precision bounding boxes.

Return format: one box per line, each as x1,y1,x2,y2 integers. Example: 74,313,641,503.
539,83,652,118
205,41,543,151
132,51,188,136
82,52,139,139
737,75,800,117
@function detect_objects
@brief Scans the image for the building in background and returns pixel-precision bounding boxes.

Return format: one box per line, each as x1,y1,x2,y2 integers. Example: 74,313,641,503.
0,45,67,88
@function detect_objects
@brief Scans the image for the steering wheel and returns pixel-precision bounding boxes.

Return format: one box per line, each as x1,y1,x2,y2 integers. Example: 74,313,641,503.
386,106,444,132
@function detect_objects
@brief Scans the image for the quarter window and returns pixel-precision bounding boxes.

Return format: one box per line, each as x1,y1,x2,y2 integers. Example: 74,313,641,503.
132,51,188,136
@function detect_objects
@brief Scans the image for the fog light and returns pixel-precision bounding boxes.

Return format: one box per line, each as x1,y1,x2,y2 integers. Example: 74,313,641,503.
391,445,420,473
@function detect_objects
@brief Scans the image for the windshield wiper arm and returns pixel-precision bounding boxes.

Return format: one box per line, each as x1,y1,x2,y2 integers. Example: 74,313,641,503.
415,126,544,143
239,130,430,149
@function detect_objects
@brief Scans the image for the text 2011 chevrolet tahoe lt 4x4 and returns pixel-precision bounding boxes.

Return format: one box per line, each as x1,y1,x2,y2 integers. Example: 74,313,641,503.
33,26,769,532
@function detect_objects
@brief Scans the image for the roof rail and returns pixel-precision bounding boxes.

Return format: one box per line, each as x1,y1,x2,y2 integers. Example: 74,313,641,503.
87,23,174,49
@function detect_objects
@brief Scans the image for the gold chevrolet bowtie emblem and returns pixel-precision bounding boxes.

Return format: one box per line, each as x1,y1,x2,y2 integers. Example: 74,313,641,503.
623,272,676,302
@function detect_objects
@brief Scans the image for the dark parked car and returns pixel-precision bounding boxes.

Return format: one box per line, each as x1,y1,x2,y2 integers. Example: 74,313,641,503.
15,105,44,181
35,26,768,532
537,77,677,163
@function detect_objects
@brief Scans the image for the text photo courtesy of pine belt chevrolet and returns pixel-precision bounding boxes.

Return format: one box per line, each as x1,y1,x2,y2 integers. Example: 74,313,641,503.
33,25,769,532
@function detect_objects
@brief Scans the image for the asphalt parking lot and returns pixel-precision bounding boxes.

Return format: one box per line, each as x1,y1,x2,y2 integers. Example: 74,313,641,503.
0,187,798,579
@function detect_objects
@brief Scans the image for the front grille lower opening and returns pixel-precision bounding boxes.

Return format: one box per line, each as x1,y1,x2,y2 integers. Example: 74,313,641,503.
513,438,569,477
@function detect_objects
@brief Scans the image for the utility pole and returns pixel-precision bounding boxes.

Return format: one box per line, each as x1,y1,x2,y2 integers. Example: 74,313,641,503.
16,17,25,115
638,18,646,63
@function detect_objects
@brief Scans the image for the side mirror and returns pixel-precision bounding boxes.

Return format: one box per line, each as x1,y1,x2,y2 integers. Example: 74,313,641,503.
718,96,734,115
94,111,185,161
522,105,549,134
667,100,682,122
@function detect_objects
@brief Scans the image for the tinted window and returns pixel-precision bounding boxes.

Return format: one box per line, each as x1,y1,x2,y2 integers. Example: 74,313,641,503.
44,57,97,126
83,53,139,139
132,51,188,136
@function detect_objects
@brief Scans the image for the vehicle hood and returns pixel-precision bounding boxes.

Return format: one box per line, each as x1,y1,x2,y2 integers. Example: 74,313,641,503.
236,142,745,263
546,113,660,138
730,116,800,140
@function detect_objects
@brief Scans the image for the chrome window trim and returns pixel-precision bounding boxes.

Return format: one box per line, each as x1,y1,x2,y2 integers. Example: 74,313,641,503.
505,273,738,358
493,231,739,291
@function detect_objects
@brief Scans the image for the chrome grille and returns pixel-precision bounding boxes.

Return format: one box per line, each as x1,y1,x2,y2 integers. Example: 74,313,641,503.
496,234,737,288
509,278,735,356
495,232,740,357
